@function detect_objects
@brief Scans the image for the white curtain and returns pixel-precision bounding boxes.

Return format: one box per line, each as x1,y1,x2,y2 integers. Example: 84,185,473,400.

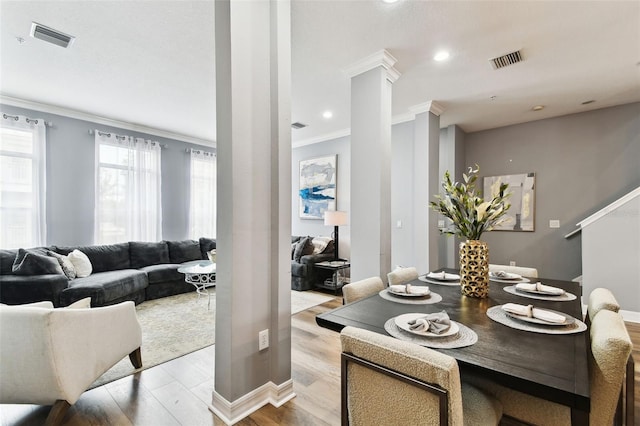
188,150,216,239
94,132,162,244
0,114,47,248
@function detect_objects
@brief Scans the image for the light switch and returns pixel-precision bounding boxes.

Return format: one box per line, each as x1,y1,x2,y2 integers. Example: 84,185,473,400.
438,220,445,228
549,220,560,228
396,220,402,228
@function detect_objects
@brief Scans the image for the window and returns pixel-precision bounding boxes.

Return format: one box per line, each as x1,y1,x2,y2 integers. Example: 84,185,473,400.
188,150,216,239
0,115,47,249
95,132,162,244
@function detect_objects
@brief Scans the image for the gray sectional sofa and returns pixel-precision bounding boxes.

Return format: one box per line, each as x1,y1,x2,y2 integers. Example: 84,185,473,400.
291,235,335,291
0,238,216,307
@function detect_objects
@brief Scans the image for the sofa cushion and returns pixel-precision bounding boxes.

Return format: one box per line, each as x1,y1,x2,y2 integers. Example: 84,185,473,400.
46,251,77,279
12,249,63,276
293,236,314,262
291,262,306,277
199,237,217,260
139,264,182,285
0,273,69,307
59,269,148,307
129,241,170,269
68,249,92,278
166,240,201,264
53,243,131,273
0,249,18,275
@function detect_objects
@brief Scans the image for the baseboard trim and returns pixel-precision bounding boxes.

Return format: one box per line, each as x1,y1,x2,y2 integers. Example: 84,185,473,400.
209,380,295,424
620,309,640,323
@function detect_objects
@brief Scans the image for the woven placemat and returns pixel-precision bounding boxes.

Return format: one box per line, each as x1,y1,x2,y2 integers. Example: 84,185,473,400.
489,277,531,284
384,318,478,349
503,285,577,302
378,289,443,305
486,306,587,335
418,276,460,286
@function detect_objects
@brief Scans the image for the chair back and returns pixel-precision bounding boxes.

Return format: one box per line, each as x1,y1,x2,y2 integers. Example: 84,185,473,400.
587,287,620,323
588,309,632,426
387,266,419,286
342,277,384,304
489,264,538,278
340,326,463,426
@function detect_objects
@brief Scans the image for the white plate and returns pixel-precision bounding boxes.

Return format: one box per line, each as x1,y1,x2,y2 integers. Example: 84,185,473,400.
387,286,430,297
490,271,522,280
504,309,575,326
425,272,460,281
394,313,460,337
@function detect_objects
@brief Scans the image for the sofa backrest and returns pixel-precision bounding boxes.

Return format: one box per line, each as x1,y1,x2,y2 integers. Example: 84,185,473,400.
0,248,51,275
166,240,201,264
199,237,216,260
129,241,170,269
53,243,131,273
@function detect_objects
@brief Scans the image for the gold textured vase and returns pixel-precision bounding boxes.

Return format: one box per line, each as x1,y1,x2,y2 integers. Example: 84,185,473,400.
459,240,489,298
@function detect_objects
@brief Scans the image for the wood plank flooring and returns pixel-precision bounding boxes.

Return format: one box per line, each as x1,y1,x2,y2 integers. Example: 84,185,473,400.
1,295,638,426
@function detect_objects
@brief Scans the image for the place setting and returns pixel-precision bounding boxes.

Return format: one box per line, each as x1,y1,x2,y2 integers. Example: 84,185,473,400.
503,281,577,301
379,283,442,305
384,310,478,349
419,270,461,286
488,270,531,284
487,302,586,334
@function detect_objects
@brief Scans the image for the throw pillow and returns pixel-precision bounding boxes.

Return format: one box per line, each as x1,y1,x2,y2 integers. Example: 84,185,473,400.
47,250,77,279
12,249,64,276
310,236,332,254
66,297,91,309
68,249,92,278
291,243,296,260
293,236,314,262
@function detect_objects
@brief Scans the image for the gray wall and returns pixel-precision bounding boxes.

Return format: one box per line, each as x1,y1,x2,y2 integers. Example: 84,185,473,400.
390,121,415,268
1,104,209,246
465,102,640,280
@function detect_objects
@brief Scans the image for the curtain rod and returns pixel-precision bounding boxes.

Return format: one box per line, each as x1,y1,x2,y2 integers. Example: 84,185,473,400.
88,129,168,148
2,113,53,127
185,148,216,156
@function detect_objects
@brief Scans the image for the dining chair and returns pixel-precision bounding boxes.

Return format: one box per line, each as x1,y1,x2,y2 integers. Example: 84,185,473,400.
342,277,384,304
387,266,419,286
586,287,620,323
340,326,503,426
488,264,538,278
464,309,632,426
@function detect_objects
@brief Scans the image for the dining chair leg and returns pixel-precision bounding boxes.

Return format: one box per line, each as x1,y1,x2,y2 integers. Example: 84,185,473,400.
626,354,635,426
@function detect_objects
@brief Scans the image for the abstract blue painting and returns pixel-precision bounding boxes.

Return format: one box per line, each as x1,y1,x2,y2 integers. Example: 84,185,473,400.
299,155,337,219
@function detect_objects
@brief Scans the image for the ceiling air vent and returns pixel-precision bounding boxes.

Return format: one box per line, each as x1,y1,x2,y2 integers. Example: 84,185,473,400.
291,122,308,130
489,50,523,70
30,22,75,48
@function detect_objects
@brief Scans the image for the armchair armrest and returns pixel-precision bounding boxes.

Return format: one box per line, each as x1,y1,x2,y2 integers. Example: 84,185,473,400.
0,274,69,307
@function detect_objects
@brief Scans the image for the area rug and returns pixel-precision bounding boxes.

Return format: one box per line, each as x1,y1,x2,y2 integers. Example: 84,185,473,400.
91,289,333,388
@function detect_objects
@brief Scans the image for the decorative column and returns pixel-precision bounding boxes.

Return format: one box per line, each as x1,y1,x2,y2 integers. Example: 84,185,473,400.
347,50,399,282
213,0,294,423
439,124,465,268
410,101,444,274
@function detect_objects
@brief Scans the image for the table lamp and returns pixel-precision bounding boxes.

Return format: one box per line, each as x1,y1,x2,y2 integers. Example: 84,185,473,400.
324,210,347,260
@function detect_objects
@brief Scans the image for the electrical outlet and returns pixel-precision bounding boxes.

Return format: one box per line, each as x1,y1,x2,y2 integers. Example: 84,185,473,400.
258,329,269,351
438,220,445,228
509,261,516,267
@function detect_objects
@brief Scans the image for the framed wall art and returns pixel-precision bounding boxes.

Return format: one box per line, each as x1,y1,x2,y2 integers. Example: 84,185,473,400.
299,155,337,219
483,172,535,231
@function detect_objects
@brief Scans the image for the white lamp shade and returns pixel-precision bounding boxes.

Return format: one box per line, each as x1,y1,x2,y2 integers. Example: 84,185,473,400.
324,210,348,226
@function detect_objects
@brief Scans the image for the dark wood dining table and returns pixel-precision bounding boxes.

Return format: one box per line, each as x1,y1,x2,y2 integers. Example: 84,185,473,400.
316,270,591,425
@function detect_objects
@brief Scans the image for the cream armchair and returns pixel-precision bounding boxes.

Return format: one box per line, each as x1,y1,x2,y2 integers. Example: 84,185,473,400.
0,300,142,425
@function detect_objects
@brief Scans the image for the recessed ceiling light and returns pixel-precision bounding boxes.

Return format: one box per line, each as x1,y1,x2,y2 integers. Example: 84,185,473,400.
434,51,450,62
322,111,333,119
382,0,399,3
532,105,545,111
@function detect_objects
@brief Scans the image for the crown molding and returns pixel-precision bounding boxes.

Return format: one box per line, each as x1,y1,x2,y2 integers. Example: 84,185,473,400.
292,127,352,148
409,101,446,117
343,49,401,83
0,94,215,147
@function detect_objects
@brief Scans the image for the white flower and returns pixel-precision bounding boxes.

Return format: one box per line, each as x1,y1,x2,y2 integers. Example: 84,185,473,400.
475,201,491,222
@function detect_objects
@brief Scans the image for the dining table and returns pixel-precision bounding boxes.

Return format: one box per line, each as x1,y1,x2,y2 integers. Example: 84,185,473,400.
315,269,591,425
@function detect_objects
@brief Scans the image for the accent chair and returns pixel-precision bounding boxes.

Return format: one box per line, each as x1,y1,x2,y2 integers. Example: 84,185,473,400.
342,277,384,304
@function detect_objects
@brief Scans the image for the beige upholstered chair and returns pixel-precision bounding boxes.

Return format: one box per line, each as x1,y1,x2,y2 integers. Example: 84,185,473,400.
587,287,620,323
465,309,632,426
387,266,419,286
0,300,143,425
342,277,384,304
340,326,502,425
489,264,538,278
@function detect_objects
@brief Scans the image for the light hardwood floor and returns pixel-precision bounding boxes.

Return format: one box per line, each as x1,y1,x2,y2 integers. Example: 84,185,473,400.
1,295,638,426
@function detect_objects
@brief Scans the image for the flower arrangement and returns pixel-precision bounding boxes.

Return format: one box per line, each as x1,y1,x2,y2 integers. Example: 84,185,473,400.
429,165,511,240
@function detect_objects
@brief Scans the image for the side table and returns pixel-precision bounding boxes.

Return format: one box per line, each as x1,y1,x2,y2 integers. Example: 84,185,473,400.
314,260,350,294
177,260,216,309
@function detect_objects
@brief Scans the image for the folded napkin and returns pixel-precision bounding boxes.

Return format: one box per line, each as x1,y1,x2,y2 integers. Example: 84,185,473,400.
502,303,566,324
515,282,565,295
389,284,429,295
426,271,458,280
491,270,518,278
408,311,451,333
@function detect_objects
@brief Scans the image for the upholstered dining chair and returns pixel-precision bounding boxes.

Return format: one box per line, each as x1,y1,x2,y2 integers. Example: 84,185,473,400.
488,264,538,278
464,309,632,426
587,287,620,324
387,266,419,286
0,300,143,425
342,277,384,304
340,326,503,426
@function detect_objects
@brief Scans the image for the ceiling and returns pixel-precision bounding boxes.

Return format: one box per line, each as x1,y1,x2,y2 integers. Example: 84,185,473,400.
1,1,639,147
